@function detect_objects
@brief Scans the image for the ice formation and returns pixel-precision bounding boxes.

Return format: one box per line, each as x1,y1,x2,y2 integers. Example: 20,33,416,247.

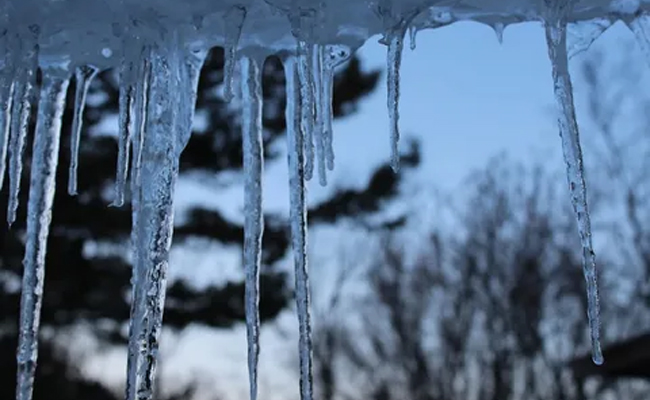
3,0,650,399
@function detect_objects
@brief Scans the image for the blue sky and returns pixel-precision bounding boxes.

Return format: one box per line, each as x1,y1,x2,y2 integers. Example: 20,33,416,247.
84,20,643,400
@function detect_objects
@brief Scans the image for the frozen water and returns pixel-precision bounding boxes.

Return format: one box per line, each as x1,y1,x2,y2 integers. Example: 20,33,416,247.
68,65,98,196
16,69,69,400
241,54,264,400
4,0,650,399
284,56,314,400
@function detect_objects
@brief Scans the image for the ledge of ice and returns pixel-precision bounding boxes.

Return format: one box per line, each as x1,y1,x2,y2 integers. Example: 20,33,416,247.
3,0,648,71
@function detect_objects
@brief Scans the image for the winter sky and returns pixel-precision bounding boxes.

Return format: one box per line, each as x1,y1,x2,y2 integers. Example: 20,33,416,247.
83,20,644,400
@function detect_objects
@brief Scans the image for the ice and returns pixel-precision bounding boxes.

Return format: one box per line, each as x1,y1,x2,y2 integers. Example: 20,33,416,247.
544,9,603,365
283,56,314,400
5,1,650,396
125,35,187,400
312,44,328,186
493,22,506,44
568,18,613,58
222,6,247,103
384,31,405,172
0,75,13,191
113,55,137,207
16,69,70,400
409,25,418,50
68,65,99,196
241,55,264,400
8,28,39,226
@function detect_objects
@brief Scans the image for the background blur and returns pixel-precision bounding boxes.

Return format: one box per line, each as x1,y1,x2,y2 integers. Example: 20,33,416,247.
2,20,650,400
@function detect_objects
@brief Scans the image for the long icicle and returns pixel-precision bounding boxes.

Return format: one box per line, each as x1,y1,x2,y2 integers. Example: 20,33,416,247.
545,14,603,365
241,55,264,400
312,44,327,186
15,70,70,400
222,6,246,102
283,56,314,400
112,56,137,207
126,35,187,400
385,28,405,172
8,29,39,226
124,54,151,400
68,65,99,196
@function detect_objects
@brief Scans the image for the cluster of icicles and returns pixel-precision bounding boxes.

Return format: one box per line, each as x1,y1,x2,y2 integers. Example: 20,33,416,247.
5,2,650,400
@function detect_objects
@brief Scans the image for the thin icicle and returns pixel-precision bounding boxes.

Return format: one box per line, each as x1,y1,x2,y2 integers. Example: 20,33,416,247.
628,13,650,66
312,45,327,186
241,55,264,400
112,57,137,207
125,36,184,400
320,45,351,174
177,49,207,154
545,16,603,365
297,41,315,181
16,70,70,400
0,75,14,191
68,65,99,196
283,56,314,400
8,29,39,226
493,22,505,44
385,30,405,172
409,25,418,50
223,6,247,102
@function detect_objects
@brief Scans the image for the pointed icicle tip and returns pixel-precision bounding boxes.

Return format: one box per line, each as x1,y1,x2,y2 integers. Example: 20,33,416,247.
494,22,505,44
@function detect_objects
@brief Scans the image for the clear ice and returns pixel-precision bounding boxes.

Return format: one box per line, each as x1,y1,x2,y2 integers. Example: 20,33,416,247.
241,54,264,400
68,65,99,196
545,7,603,365
3,0,644,399
284,56,314,400
17,69,70,400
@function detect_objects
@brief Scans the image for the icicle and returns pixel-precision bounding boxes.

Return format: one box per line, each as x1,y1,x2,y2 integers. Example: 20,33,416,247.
545,15,603,366
283,56,314,400
408,25,418,50
125,36,184,400
223,6,247,102
112,57,136,207
312,45,327,186
8,28,39,226
241,55,264,400
493,22,505,44
628,13,650,66
15,69,70,400
177,49,207,154
124,55,151,400
68,65,98,196
321,45,351,173
0,74,14,191
297,41,315,181
385,29,405,172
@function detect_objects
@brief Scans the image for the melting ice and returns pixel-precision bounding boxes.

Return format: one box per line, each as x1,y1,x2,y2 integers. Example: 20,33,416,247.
4,0,650,399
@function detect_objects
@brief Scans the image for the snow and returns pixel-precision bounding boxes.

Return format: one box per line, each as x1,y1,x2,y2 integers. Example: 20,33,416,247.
4,0,650,399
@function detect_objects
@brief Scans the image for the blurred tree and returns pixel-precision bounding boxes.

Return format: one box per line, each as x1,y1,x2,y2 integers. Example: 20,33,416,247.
0,45,420,399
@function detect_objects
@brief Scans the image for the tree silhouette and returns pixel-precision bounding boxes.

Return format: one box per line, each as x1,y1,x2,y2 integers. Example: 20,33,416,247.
0,46,419,399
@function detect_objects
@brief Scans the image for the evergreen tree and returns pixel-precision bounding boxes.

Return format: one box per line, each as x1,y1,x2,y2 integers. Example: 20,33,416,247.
0,47,418,399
